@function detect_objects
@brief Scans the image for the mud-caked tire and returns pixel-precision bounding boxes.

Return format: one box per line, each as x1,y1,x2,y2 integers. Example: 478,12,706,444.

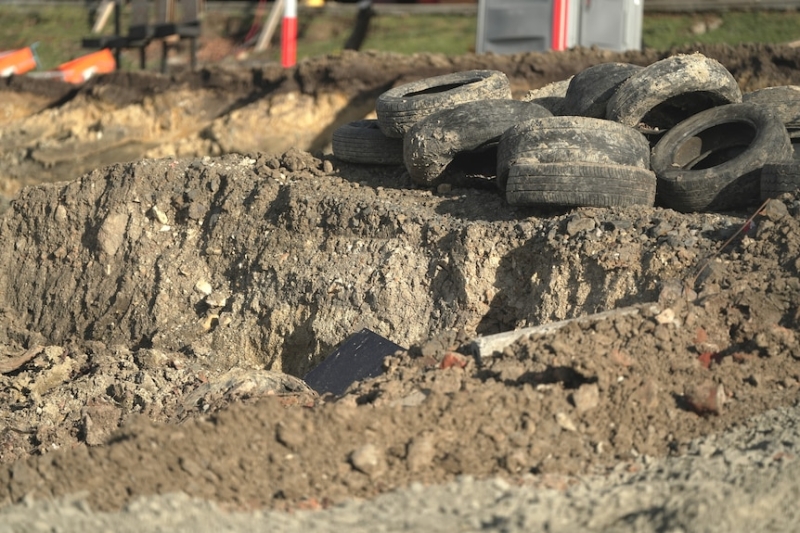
744,85,800,158
496,116,651,192
562,62,643,119
607,54,742,135
761,162,800,200
651,103,793,212
332,119,404,165
520,77,572,115
375,70,512,138
505,162,657,208
404,100,552,185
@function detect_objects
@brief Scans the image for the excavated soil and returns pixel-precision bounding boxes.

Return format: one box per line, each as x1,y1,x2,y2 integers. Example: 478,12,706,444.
1,43,800,516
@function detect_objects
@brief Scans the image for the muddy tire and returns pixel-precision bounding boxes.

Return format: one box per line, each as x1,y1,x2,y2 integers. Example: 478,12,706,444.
520,77,572,115
562,62,643,118
743,86,800,158
761,162,800,200
332,119,404,165
505,162,656,208
404,100,552,185
375,70,512,138
496,116,650,192
743,86,800,127
651,103,793,212
607,54,742,134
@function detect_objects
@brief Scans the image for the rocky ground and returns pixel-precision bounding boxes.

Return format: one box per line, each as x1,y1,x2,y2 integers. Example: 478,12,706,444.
0,42,800,531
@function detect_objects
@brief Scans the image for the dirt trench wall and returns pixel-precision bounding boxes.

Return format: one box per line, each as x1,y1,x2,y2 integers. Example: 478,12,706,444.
0,149,747,376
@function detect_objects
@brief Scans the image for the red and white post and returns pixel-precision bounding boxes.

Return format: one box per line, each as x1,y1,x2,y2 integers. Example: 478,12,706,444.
550,0,569,51
281,0,298,68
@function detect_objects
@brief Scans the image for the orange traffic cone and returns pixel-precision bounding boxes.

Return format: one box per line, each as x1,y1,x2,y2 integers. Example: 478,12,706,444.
56,48,116,84
0,46,38,77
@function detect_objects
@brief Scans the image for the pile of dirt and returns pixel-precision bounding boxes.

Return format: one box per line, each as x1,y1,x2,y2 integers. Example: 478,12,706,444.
1,44,800,517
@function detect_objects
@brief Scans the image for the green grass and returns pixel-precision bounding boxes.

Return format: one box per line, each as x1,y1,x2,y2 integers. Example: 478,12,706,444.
642,11,800,50
1,5,799,72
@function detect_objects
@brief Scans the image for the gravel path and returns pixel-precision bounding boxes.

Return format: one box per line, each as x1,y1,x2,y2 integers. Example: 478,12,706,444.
3,399,797,532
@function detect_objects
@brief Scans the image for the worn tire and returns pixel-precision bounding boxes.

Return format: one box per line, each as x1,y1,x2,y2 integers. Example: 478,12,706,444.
520,77,572,115
743,86,800,127
651,103,793,212
332,119,404,165
607,54,742,134
496,116,651,192
743,86,800,158
505,162,657,208
375,70,512,138
562,62,643,118
404,100,552,185
761,162,800,200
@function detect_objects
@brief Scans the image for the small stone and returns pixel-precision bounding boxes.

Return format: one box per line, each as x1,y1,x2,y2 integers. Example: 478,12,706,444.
323,160,334,173
686,381,725,415
195,280,213,296
571,383,599,413
437,183,452,194
186,202,208,220
649,221,673,238
654,308,675,325
54,204,68,223
349,444,385,477
555,412,577,432
406,433,436,473
205,292,227,308
762,199,789,221
631,378,660,410
150,206,169,225
566,216,595,236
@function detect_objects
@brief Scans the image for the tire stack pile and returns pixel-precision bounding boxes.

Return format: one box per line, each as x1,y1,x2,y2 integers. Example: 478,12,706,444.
332,52,800,213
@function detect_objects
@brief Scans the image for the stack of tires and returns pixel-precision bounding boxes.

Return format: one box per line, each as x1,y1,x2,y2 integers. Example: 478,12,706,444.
332,53,799,213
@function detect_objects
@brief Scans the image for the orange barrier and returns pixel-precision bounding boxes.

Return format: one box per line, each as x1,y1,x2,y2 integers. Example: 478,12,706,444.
56,48,116,84
0,47,38,77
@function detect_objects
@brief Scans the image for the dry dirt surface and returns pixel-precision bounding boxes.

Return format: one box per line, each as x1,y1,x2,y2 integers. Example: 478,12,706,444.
0,43,800,530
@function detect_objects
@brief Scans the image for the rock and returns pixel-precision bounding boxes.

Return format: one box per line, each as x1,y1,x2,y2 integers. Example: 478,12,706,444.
571,383,599,413
555,412,577,432
406,433,436,473
566,216,596,236
350,444,385,477
96,212,128,257
654,308,676,325
762,199,789,221
686,381,725,415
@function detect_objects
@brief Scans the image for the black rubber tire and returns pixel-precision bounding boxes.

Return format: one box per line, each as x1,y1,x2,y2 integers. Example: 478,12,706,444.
562,62,643,119
761,162,800,200
496,116,651,192
743,86,800,128
332,119,404,165
505,162,656,208
375,70,512,138
743,86,800,159
403,99,552,185
651,102,793,212
607,54,742,134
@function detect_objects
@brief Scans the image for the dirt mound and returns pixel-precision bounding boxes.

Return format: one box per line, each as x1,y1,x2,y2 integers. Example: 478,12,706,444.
1,44,800,516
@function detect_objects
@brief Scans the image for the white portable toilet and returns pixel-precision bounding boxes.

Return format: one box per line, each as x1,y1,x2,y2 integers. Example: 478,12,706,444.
579,0,643,51
476,0,641,54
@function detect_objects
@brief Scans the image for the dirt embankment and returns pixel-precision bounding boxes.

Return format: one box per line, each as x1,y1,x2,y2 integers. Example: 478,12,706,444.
0,44,799,517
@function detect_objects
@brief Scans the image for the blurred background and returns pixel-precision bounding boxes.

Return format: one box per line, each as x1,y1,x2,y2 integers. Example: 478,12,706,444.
0,0,798,72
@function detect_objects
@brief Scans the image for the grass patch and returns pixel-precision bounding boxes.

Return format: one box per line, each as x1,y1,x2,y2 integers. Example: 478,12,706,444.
643,11,800,49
